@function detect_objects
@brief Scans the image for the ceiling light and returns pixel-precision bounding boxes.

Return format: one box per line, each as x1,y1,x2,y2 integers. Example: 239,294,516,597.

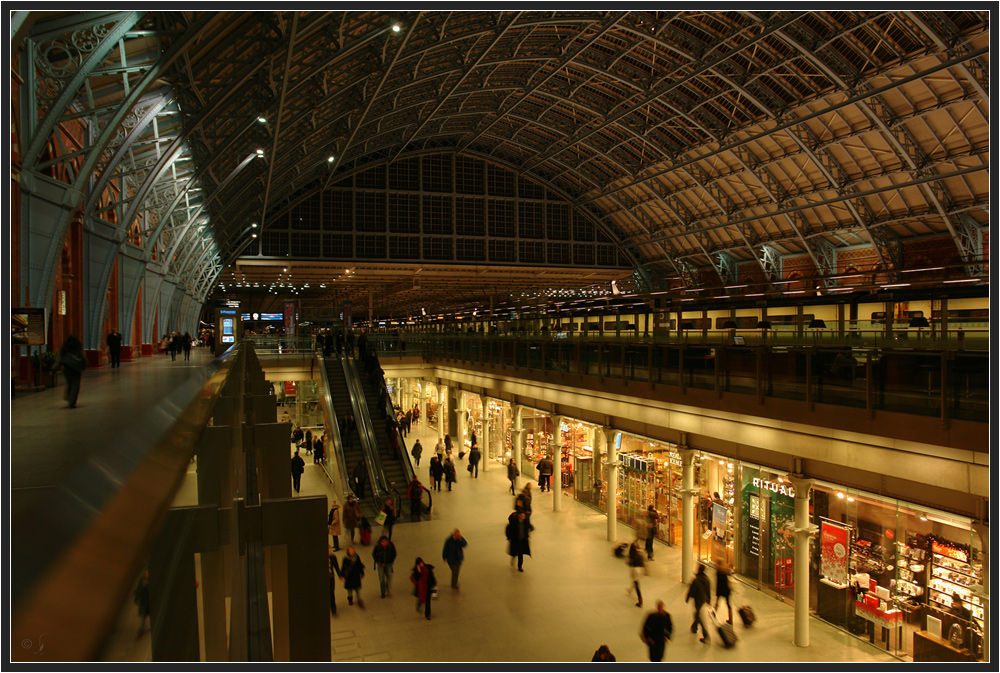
251,223,258,228
256,149,264,157
392,23,401,32
258,116,267,123
328,156,335,162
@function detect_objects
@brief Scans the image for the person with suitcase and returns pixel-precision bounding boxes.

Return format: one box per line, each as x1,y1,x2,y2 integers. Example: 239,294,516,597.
686,563,712,644
359,515,372,545
710,605,739,648
715,563,733,624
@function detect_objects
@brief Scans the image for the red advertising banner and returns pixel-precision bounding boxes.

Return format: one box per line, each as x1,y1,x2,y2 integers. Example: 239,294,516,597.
821,520,849,586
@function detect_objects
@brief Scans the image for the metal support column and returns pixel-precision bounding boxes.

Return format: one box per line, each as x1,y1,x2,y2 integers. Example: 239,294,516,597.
680,441,697,584
789,475,816,648
550,414,563,512
480,393,490,472
603,426,619,542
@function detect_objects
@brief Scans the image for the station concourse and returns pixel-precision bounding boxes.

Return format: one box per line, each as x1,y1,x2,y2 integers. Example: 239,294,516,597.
12,351,900,664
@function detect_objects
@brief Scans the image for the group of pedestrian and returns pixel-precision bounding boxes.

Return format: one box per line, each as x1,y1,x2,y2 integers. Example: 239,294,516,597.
325,498,464,622
160,331,193,361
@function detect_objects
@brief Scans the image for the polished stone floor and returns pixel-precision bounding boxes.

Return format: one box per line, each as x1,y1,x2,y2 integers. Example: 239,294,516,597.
12,349,903,663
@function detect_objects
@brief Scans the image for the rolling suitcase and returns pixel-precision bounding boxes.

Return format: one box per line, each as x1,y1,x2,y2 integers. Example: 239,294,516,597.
738,604,755,628
710,607,738,648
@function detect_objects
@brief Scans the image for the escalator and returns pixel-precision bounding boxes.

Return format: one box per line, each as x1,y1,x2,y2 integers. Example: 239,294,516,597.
321,354,381,516
319,349,426,521
355,358,413,495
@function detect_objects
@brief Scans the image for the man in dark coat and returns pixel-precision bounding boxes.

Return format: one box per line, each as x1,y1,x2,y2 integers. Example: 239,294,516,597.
641,601,673,661
537,454,554,492
686,563,712,643
442,529,468,589
506,511,533,572
290,451,305,493
106,329,123,368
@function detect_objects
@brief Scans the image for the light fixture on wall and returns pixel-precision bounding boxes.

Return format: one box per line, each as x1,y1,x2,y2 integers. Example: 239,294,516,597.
611,280,621,295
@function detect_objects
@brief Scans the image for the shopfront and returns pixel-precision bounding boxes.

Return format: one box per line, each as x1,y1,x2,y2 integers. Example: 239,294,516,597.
484,398,512,465
809,486,984,661
581,431,988,662
589,433,683,547
519,409,550,479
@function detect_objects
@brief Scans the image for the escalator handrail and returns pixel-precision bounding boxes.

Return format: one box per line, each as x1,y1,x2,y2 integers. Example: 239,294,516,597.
341,353,391,508
316,351,352,501
373,374,416,486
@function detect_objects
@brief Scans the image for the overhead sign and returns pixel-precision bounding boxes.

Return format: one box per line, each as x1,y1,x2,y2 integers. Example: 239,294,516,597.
214,298,241,308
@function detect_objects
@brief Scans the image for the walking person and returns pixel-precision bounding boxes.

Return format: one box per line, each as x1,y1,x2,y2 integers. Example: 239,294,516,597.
106,328,122,368
343,495,364,543
328,548,342,615
429,455,444,491
182,331,193,360
351,459,367,498
537,453,553,492
640,601,673,662
645,505,660,560
381,496,398,540
442,529,467,589
468,443,481,478
340,546,365,607
410,557,437,620
507,458,519,495
54,335,86,408
372,535,397,598
410,439,423,467
407,477,426,521
171,332,184,361
715,562,733,624
439,436,448,460
506,510,532,572
290,451,305,494
686,563,712,643
627,541,646,607
328,500,342,551
442,455,457,491
515,483,533,527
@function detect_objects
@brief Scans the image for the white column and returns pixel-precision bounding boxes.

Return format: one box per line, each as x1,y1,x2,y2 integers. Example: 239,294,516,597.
455,392,465,452
437,385,445,442
480,394,490,473
603,426,618,542
420,381,427,432
789,475,816,647
512,405,524,492
550,414,563,512
680,443,697,584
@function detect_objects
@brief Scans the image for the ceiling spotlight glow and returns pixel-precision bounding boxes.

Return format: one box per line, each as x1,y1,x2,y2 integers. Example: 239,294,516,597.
392,23,401,32
328,156,335,162
257,116,267,123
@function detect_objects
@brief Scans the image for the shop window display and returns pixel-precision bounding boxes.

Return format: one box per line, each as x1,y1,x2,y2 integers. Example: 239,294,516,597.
592,434,681,546
811,487,984,661
737,467,793,598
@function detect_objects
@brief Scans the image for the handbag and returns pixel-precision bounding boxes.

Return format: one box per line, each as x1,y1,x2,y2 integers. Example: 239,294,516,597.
375,511,388,526
467,464,473,472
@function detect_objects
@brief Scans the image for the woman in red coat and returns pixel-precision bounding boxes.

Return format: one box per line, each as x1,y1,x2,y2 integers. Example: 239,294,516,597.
410,557,437,620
